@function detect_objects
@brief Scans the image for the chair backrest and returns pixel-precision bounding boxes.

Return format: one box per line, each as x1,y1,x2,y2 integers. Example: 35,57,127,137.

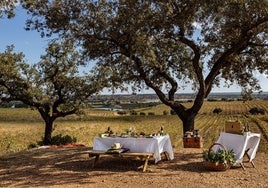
215,132,247,163
215,132,261,163
245,135,261,162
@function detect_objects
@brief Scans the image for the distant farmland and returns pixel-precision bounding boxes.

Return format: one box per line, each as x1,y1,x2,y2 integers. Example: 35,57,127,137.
0,100,267,154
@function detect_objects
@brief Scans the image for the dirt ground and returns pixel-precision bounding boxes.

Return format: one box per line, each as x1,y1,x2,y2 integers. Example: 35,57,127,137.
0,146,267,188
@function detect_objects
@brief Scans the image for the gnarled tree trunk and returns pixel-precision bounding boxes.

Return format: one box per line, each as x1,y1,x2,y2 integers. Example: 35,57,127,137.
180,111,198,134
43,119,54,145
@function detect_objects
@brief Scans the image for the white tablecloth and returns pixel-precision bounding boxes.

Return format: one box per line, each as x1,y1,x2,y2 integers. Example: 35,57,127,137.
93,135,174,163
215,132,261,164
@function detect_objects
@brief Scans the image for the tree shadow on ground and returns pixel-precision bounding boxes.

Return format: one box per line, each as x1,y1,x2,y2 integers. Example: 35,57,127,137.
55,150,151,172
0,147,100,187
0,147,219,187
153,151,206,173
1,148,266,187
0,146,163,187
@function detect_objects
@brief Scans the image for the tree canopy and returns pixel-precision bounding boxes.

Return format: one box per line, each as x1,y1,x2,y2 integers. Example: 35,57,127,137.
0,42,108,144
17,0,268,132
0,0,17,18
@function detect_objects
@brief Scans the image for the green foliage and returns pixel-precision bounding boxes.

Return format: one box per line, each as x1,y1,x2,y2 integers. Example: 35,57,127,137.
249,107,265,115
207,98,218,102
20,0,268,134
163,110,169,115
203,149,236,166
28,142,38,149
0,42,108,144
37,134,77,146
117,111,127,115
51,134,77,146
130,110,138,115
241,88,254,102
0,0,16,18
139,112,146,116
213,108,223,114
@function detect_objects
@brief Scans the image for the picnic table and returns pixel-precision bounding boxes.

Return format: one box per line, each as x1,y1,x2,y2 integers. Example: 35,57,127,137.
88,135,174,172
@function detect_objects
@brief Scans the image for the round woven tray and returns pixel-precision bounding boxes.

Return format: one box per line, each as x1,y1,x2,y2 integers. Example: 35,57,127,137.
204,143,231,171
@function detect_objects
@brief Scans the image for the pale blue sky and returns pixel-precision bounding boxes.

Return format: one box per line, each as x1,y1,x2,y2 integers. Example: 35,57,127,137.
0,7,267,93
0,7,48,64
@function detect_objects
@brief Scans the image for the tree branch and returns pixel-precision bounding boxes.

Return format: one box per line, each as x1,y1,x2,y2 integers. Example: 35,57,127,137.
204,17,267,97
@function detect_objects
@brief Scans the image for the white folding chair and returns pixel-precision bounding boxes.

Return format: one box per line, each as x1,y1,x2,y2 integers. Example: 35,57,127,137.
215,132,260,170
241,135,261,169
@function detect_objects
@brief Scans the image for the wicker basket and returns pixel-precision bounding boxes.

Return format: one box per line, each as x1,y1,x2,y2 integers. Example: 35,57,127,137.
203,143,231,171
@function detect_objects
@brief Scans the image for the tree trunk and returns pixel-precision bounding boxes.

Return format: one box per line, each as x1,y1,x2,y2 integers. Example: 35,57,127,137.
43,119,53,145
180,112,197,134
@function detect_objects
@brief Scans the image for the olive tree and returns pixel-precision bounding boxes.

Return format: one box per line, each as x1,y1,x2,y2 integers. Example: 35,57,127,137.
241,88,254,102
21,0,268,133
0,42,108,145
0,0,17,18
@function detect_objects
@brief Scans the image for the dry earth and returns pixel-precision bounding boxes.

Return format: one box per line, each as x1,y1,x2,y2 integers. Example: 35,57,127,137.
0,146,267,188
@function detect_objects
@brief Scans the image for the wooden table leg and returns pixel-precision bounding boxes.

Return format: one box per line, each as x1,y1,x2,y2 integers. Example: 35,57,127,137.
142,155,151,172
93,155,100,167
89,154,100,168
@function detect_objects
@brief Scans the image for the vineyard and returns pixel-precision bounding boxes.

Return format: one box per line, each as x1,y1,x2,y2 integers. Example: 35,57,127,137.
154,101,268,151
0,100,268,154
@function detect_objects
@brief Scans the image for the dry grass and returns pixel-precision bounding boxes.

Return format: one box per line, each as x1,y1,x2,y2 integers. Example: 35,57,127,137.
1,101,268,188
0,100,268,154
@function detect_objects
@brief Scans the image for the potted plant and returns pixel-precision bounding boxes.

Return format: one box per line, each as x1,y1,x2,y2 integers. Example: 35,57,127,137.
203,143,236,171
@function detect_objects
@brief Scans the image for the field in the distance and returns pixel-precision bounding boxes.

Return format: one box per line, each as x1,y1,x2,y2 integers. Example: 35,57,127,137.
0,100,268,154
